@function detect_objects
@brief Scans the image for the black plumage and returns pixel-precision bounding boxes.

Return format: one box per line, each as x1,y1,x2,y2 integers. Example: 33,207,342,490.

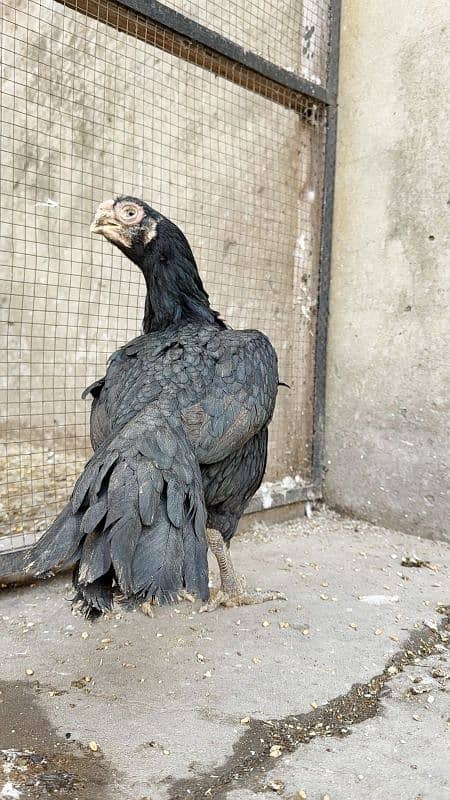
0,196,279,616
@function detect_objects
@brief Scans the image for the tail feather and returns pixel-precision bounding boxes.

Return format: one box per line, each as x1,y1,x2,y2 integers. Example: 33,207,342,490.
77,529,111,585
131,507,184,602
0,504,83,586
166,478,185,528
72,564,114,617
137,462,161,525
74,410,209,612
182,502,209,599
71,459,100,514
80,495,108,536
0,409,209,615
109,513,141,595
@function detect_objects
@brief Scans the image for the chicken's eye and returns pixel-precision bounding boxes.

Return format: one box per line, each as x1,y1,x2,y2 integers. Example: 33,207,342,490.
120,205,138,221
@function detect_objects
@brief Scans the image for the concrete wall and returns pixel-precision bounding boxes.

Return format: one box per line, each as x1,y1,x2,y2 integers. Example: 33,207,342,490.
325,1,450,540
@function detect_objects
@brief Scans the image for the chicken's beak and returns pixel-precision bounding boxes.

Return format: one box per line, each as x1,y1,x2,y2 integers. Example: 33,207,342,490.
90,221,103,235
90,198,119,236
90,214,117,236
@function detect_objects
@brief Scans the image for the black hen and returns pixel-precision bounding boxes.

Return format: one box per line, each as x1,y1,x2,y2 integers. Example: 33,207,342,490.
0,197,281,616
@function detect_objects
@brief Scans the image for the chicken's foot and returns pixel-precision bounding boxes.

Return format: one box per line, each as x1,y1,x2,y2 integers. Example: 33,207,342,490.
140,597,159,617
140,588,195,617
200,528,286,612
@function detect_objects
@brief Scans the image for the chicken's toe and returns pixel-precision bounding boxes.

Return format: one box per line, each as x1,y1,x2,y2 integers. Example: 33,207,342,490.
140,599,157,617
200,587,286,611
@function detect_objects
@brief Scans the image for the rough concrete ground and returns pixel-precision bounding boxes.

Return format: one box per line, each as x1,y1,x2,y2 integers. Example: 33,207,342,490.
0,508,448,800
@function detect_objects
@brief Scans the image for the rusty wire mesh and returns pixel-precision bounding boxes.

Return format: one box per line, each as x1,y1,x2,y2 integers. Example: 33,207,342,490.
0,0,329,547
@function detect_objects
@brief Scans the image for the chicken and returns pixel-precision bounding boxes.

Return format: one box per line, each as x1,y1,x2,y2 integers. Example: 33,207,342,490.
0,197,284,616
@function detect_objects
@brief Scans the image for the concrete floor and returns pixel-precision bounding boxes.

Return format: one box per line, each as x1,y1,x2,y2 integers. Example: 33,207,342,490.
0,508,448,800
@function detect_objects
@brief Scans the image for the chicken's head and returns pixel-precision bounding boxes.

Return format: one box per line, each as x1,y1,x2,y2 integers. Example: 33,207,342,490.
90,196,161,263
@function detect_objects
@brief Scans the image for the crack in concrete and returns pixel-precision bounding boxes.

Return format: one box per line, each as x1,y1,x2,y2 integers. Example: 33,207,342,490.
166,617,449,800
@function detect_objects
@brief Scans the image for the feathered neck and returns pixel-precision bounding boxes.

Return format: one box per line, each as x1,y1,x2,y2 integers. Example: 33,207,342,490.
138,221,225,333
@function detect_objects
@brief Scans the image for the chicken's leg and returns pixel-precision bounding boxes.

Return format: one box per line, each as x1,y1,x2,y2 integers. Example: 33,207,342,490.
201,528,285,611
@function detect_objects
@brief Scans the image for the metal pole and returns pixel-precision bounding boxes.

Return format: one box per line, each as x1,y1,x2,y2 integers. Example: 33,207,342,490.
311,0,342,493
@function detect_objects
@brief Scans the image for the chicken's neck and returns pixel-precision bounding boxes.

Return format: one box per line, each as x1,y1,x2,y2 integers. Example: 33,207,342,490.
139,227,225,333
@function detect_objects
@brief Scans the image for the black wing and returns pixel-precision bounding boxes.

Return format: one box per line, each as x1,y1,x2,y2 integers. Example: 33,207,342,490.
85,324,278,464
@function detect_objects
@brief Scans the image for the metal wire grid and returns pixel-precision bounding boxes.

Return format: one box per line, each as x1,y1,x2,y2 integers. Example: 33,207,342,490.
0,0,327,546
160,0,330,85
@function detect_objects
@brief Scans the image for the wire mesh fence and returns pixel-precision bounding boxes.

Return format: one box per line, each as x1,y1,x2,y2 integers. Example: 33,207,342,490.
0,0,331,548
160,0,330,86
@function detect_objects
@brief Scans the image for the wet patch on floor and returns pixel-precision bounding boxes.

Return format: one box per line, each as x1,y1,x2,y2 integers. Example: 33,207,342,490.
0,679,116,799
167,617,449,800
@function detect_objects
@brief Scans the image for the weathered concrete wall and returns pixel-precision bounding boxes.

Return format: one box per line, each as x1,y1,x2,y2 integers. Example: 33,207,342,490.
325,1,450,540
